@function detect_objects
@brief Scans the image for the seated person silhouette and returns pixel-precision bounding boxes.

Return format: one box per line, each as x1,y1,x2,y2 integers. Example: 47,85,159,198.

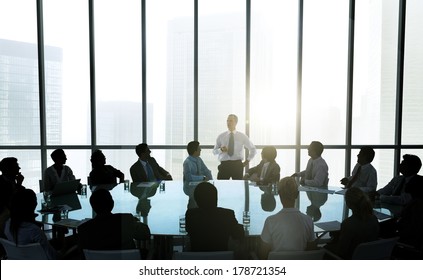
130,143,172,183
4,189,58,259
306,191,328,222
183,141,213,183
259,177,316,259
89,150,124,185
244,146,280,185
324,188,379,259
291,141,328,187
185,182,244,251
259,186,277,212
78,189,150,251
374,154,422,206
43,149,77,192
341,146,377,193
0,157,25,237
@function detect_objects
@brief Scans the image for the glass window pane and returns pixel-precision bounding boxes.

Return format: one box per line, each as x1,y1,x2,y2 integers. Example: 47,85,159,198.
302,0,349,145
0,150,41,193
44,0,91,145
95,0,142,145
352,0,399,145
250,0,298,145
402,0,423,144
147,0,193,145
0,0,40,145
198,0,246,145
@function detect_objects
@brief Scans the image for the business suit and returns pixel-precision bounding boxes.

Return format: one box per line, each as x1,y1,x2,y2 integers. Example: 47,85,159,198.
78,213,150,250
185,207,244,251
130,158,171,182
246,160,280,185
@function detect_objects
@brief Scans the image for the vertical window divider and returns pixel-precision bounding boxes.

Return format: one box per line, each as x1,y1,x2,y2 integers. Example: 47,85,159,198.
36,0,47,175
88,0,97,150
194,0,198,140
142,0,147,143
295,0,304,173
394,0,407,175
345,0,355,179
245,0,251,166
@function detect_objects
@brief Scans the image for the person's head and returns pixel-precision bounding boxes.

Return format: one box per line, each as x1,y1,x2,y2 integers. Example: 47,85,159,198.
194,182,217,209
261,146,277,162
399,154,422,176
227,114,238,131
90,189,114,215
278,177,299,207
308,141,324,159
90,150,106,168
357,146,375,165
135,143,151,161
187,141,201,157
0,157,20,177
51,149,67,165
345,187,373,220
9,189,37,241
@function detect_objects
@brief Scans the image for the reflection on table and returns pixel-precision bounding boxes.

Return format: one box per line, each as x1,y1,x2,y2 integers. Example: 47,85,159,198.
35,181,399,236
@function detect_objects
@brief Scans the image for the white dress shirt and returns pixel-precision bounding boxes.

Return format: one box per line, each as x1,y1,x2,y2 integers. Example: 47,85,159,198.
349,163,377,193
299,156,329,187
213,130,257,162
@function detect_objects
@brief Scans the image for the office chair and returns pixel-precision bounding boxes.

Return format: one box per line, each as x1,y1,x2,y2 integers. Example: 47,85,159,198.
83,248,141,260
0,238,49,260
268,249,325,260
324,237,399,260
173,251,234,260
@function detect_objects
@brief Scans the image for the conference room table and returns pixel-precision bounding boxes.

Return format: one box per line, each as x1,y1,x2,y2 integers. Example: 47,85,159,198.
35,180,397,258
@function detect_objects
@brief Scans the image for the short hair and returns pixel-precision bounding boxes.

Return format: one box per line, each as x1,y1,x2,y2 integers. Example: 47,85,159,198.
403,154,422,174
194,182,217,208
278,177,299,201
360,146,375,163
135,143,149,157
262,146,277,161
0,157,18,173
50,149,65,161
90,150,105,168
187,141,200,156
90,189,114,214
310,141,324,156
228,114,238,123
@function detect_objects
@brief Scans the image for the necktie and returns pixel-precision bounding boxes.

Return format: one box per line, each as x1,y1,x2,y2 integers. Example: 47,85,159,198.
347,165,362,188
228,132,234,156
146,162,155,181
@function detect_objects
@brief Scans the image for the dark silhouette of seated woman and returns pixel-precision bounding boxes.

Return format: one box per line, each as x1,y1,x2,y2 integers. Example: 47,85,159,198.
4,189,58,259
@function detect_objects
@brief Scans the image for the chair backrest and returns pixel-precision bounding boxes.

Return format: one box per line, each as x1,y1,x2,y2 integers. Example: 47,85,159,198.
352,237,399,260
0,238,49,260
83,249,141,260
268,249,325,260
173,251,234,260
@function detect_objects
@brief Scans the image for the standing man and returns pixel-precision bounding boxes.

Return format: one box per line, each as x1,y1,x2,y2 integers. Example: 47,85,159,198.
213,114,257,180
130,143,173,183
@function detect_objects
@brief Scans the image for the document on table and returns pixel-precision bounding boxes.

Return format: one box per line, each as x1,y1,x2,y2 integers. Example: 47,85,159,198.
54,218,91,228
298,185,336,194
373,210,392,221
315,220,341,232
